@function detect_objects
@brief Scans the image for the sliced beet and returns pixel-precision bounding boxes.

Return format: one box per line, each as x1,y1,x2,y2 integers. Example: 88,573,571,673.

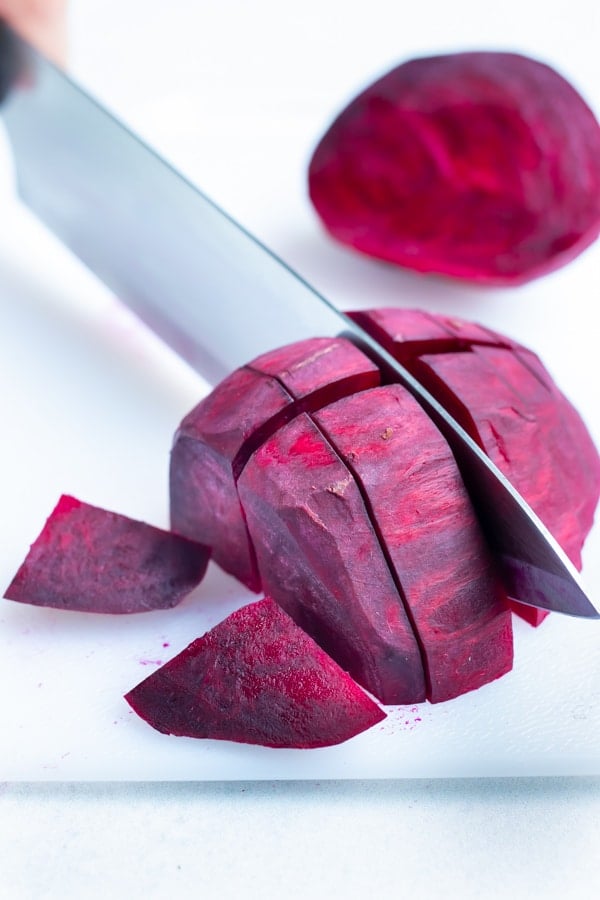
125,597,386,748
352,308,600,625
170,366,293,591
170,337,379,590
237,413,426,705
4,495,209,614
414,345,600,571
313,386,513,703
164,309,598,713
309,52,600,284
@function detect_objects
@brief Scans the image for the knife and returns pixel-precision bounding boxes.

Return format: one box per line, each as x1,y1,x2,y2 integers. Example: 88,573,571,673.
0,22,597,619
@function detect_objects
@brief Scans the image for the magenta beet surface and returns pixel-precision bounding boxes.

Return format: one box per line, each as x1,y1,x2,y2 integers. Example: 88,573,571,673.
169,337,379,592
4,495,210,614
170,309,599,705
125,597,386,748
308,52,600,284
350,308,600,626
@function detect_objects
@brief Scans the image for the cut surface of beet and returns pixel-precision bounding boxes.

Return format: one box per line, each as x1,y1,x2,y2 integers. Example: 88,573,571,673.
349,308,517,361
238,413,426,704
5,495,210,614
166,308,598,716
125,597,386,748
170,337,379,591
415,345,600,563
313,386,513,702
309,52,600,284
352,308,600,625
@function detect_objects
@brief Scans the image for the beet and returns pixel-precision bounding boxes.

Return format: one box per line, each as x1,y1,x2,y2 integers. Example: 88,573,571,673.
4,495,209,614
308,52,600,284
170,337,379,591
313,386,512,702
125,597,386,748
237,411,427,704
350,308,600,625
166,305,599,701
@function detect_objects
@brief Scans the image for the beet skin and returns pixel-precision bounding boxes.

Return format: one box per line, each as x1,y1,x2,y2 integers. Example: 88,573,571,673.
4,495,209,614
125,597,386,748
309,52,600,284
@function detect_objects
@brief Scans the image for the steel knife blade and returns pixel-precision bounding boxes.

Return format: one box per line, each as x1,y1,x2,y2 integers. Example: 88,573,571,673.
0,22,597,618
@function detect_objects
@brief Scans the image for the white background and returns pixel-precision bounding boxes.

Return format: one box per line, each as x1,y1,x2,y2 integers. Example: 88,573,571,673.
2,0,600,896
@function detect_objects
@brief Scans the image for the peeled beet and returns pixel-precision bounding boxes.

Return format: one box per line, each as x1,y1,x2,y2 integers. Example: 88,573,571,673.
309,52,600,284
350,308,600,624
125,597,386,748
171,333,515,704
4,495,209,614
169,311,599,702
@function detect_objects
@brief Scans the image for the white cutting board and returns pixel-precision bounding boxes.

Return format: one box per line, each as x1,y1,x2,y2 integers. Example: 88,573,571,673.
1,124,600,779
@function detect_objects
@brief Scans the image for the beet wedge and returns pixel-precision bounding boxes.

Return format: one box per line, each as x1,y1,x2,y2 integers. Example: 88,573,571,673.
237,413,426,704
313,386,513,703
125,597,386,748
351,308,600,626
170,337,379,590
4,495,209,614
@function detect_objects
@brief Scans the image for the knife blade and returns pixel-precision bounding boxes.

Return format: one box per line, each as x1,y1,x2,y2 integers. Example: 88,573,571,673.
0,22,597,619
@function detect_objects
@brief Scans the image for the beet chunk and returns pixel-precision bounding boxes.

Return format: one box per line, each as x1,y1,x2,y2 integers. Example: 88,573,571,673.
309,52,600,284
125,597,386,748
237,413,426,704
351,308,600,625
313,386,513,702
4,495,209,614
170,366,293,591
170,337,379,591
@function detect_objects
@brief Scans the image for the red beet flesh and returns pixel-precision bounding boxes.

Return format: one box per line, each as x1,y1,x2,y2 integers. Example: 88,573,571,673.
308,52,600,284
170,337,379,591
237,412,427,704
313,387,512,702
125,597,386,748
169,309,598,707
4,495,209,614
178,316,600,703
350,308,600,625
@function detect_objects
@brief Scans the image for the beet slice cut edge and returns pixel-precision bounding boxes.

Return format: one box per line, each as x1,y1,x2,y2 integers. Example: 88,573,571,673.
4,495,210,614
125,597,386,748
